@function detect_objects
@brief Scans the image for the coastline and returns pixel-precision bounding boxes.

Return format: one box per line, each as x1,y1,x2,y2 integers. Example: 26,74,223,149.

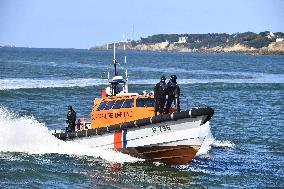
91,41,284,55
91,32,284,55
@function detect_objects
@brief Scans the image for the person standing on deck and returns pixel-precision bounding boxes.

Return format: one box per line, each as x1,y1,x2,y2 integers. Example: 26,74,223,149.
66,105,76,132
165,75,180,113
154,76,167,115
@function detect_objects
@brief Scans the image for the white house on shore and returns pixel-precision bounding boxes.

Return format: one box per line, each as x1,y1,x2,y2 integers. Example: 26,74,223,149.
266,32,284,42
267,32,275,39
175,36,188,44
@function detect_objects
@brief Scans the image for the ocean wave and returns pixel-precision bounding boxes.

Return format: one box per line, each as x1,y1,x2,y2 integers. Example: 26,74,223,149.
0,107,141,163
1,73,283,90
0,78,108,90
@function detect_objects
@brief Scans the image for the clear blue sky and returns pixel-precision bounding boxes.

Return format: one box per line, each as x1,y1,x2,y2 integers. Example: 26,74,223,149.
0,0,283,48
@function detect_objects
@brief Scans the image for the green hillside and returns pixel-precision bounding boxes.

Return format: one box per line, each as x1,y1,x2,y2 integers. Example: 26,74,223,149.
137,31,284,49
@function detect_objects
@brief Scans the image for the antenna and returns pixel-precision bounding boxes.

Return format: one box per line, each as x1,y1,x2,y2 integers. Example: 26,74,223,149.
107,67,110,81
113,43,116,59
123,34,126,51
123,34,129,93
106,43,110,80
132,24,134,41
113,43,118,76
123,34,128,80
123,33,127,64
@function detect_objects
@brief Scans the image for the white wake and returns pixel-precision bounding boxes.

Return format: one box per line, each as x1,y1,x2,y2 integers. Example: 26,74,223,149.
1,72,284,90
0,78,107,90
196,125,235,156
0,107,141,163
0,107,234,165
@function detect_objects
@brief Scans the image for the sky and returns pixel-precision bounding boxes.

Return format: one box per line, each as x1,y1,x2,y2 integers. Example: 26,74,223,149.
0,0,283,48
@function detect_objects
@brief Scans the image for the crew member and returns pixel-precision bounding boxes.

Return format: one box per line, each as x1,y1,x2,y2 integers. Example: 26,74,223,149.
66,105,76,132
165,75,180,113
154,76,167,115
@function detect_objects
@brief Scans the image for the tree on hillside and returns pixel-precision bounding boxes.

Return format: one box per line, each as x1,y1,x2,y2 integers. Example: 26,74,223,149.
137,32,284,48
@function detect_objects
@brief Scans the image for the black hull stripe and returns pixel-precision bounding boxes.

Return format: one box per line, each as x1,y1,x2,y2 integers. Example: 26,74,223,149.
53,107,214,140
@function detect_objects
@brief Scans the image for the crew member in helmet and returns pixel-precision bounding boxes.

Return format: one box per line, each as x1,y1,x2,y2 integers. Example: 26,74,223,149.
154,76,167,115
165,75,180,113
66,105,76,132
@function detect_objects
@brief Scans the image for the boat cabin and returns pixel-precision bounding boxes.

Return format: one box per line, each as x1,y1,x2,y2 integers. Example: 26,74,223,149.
90,95,155,128
87,42,178,129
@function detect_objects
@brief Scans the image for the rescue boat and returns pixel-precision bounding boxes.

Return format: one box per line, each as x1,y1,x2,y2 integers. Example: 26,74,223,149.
52,44,214,165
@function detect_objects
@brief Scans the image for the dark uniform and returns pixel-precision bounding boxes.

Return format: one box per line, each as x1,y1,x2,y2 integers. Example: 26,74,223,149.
154,76,167,115
66,105,76,132
165,75,180,113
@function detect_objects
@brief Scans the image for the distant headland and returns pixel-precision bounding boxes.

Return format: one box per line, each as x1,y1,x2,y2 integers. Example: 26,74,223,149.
91,31,284,55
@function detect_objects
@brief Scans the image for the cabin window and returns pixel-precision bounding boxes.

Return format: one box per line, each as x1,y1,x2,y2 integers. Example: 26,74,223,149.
97,101,107,110
113,100,124,109
136,98,154,107
121,99,134,108
104,101,115,110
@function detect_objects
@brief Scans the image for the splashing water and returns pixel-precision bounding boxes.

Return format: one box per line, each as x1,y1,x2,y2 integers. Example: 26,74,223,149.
0,107,234,165
197,123,235,156
0,107,141,163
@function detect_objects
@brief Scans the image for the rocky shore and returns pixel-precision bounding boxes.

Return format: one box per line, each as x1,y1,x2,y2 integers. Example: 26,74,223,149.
131,42,284,54
92,41,284,55
91,32,284,55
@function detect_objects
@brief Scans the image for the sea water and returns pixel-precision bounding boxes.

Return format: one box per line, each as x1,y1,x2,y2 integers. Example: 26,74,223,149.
0,48,283,188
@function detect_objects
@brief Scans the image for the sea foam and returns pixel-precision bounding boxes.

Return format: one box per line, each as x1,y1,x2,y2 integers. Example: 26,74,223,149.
196,125,235,156
0,78,107,90
0,107,140,163
0,107,235,165
1,71,283,90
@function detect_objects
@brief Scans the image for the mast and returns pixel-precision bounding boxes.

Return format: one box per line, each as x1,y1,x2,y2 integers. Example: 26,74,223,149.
123,34,128,93
123,34,128,79
107,43,110,81
113,43,118,76
123,35,127,65
107,38,129,96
